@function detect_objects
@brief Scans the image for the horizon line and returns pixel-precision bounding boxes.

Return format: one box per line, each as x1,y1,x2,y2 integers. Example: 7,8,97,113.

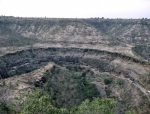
0,15,149,20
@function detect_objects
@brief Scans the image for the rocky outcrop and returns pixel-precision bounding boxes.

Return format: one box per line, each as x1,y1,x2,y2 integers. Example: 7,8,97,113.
0,46,149,114
0,47,147,84
0,60,9,79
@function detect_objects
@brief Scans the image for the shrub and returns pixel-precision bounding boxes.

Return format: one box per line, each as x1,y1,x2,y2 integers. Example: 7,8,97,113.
104,78,113,85
117,79,124,86
70,98,116,114
42,66,99,108
19,89,67,114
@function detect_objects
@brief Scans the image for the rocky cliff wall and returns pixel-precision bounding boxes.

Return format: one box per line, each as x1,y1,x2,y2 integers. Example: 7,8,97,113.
0,47,148,83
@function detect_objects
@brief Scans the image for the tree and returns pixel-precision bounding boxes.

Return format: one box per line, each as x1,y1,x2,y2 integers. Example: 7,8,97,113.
70,98,116,114
19,89,67,114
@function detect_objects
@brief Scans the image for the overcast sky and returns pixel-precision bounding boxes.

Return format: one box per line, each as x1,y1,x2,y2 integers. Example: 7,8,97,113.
0,0,150,18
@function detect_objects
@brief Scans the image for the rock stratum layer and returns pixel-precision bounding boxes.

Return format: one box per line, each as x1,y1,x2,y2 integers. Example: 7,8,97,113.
0,16,150,114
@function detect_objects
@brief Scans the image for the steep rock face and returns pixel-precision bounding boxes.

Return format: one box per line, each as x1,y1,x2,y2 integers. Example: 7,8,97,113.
0,47,148,79
1,47,149,113
0,67,9,79
0,17,150,114
1,47,149,110
0,60,9,79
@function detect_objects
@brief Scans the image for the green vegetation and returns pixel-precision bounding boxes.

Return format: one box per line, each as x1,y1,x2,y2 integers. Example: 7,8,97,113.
19,89,65,114
0,101,11,114
117,79,125,86
104,77,113,85
70,98,116,114
105,87,112,96
42,65,99,108
1,16,150,114
101,74,119,86
18,89,116,114
132,45,150,61
125,110,136,114
0,81,6,87
0,64,144,114
139,72,150,89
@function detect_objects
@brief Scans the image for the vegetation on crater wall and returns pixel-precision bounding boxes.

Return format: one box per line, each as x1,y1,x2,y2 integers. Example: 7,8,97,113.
132,45,150,61
41,65,99,108
18,89,116,114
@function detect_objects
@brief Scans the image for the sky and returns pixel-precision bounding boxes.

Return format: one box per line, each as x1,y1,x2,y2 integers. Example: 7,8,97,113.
0,0,150,18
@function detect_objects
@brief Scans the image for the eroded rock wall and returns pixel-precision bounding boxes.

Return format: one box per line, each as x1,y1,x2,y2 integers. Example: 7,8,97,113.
0,47,147,82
